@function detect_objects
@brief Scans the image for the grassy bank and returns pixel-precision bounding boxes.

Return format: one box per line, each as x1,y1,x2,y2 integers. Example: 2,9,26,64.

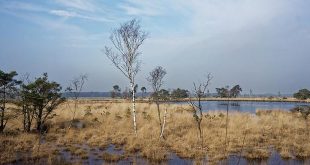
1,101,310,164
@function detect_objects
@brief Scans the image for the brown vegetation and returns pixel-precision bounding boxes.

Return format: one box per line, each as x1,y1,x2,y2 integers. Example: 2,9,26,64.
1,100,310,164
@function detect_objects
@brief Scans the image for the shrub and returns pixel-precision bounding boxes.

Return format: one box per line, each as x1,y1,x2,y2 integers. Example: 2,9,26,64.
294,89,310,100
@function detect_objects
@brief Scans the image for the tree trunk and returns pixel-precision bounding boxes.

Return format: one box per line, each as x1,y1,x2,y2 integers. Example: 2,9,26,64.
26,108,32,132
36,107,43,132
225,100,230,151
198,119,204,147
0,113,4,133
156,101,163,136
26,115,31,132
131,83,137,135
23,105,26,131
160,108,167,138
37,120,41,132
198,120,202,139
0,86,6,133
198,97,203,149
0,108,4,133
68,99,78,130
73,99,77,121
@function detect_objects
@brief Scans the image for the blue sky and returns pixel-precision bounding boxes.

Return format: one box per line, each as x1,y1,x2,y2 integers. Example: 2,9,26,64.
0,0,310,94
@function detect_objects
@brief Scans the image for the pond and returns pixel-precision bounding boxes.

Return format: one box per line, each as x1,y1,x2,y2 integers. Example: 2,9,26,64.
11,146,310,165
176,101,310,113
219,150,310,165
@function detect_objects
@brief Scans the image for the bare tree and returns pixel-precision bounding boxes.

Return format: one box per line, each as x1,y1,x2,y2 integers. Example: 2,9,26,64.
66,74,88,129
188,73,213,149
147,66,167,138
105,19,148,135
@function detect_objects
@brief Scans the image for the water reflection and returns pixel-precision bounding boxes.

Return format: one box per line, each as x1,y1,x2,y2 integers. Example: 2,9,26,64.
219,151,310,165
177,101,310,113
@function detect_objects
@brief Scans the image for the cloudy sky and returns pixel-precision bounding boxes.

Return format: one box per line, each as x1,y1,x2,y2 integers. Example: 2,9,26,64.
0,0,310,94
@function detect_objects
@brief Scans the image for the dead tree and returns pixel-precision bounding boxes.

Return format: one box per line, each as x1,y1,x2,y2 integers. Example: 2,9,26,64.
66,74,88,129
105,19,148,135
188,73,213,149
147,66,167,138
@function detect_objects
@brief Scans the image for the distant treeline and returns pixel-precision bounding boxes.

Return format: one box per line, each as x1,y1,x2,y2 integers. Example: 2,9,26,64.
62,91,293,98
62,92,152,98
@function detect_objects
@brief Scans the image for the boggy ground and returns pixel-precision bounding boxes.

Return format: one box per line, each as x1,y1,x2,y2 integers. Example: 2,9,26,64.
1,100,310,164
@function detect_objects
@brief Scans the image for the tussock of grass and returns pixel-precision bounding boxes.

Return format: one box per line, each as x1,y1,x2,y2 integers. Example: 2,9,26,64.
243,148,270,159
73,148,87,156
101,152,124,162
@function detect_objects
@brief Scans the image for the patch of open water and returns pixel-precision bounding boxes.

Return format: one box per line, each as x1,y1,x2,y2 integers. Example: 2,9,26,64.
9,145,310,165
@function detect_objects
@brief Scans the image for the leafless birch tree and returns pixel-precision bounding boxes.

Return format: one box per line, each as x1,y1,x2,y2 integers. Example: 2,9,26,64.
147,66,167,138
66,74,88,129
188,73,213,149
105,19,147,135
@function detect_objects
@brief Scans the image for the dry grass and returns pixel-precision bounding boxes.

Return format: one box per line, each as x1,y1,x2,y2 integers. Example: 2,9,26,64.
1,100,310,164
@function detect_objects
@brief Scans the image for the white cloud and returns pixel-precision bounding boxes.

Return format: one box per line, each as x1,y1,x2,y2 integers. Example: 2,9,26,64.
119,0,166,16
49,9,112,22
1,1,45,12
118,0,295,36
51,0,116,22
54,0,98,12
50,10,77,17
185,0,293,35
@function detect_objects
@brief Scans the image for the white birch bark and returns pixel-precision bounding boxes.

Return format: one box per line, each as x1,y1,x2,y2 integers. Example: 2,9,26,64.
160,108,167,138
131,82,137,135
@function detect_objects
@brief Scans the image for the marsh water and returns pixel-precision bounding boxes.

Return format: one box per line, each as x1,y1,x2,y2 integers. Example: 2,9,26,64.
177,101,310,113
11,141,310,165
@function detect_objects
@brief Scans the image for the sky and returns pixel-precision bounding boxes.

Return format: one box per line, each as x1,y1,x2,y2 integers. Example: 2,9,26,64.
0,0,310,94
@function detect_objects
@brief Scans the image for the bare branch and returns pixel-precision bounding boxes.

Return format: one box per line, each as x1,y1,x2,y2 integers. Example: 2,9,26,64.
147,66,167,93
105,19,147,83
